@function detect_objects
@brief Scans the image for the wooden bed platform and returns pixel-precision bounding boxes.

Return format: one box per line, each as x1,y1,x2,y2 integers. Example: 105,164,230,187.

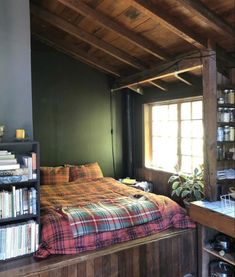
0,228,197,277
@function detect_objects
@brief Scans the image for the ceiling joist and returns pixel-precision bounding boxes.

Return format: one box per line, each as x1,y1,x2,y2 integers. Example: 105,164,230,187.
32,33,121,77
125,0,207,49
56,0,170,61
177,0,235,40
31,4,146,71
112,53,203,91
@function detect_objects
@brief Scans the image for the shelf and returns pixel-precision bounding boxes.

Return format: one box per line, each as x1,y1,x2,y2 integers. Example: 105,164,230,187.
0,214,38,224
217,141,235,145
0,141,38,146
204,244,235,266
218,103,235,108
217,179,235,184
217,122,235,127
0,180,38,190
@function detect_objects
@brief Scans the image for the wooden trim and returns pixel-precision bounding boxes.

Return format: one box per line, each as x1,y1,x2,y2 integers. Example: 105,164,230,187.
32,33,121,77
56,0,170,61
202,46,218,201
125,0,207,49
112,52,202,90
149,80,168,91
189,203,235,238
31,4,145,70
0,228,197,277
177,0,235,39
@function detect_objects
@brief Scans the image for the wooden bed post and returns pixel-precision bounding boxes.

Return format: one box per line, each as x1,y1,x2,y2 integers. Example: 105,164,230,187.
202,40,218,201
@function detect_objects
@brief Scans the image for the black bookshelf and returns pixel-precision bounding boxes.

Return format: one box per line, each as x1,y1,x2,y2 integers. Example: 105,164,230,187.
0,141,40,261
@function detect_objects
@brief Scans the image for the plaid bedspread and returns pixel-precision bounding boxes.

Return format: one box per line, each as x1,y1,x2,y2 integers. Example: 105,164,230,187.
62,196,160,237
35,177,195,258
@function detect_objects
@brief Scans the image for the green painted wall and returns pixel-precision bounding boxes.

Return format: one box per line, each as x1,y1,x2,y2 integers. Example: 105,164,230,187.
32,40,124,178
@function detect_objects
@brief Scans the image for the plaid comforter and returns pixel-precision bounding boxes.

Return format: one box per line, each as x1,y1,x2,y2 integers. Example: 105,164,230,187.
62,196,160,237
35,177,195,258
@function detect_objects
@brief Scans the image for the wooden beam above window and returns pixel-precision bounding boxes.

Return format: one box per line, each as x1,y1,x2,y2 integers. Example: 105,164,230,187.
56,0,170,61
112,52,202,91
125,0,207,50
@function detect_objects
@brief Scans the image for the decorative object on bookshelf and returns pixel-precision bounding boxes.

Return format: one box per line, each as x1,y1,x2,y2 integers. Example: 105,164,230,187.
0,125,4,143
0,141,40,261
15,129,25,140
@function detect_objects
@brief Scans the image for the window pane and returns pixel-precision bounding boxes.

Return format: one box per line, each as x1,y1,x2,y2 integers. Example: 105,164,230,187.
181,121,192,138
192,138,203,156
192,101,202,119
192,157,203,170
167,121,178,137
191,120,203,138
181,102,191,120
181,138,191,155
181,156,192,173
152,105,167,121
168,104,177,120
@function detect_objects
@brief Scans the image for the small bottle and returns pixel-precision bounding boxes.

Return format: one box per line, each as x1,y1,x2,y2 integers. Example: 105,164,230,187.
217,107,223,122
229,108,234,122
218,97,224,104
223,89,229,104
229,127,235,141
224,126,230,141
217,127,224,141
228,89,235,104
223,108,230,122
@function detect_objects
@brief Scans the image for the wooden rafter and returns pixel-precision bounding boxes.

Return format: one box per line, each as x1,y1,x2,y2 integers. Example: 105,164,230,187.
149,80,168,91
177,0,234,39
56,0,170,61
112,53,202,91
125,0,207,49
31,4,146,70
32,33,121,77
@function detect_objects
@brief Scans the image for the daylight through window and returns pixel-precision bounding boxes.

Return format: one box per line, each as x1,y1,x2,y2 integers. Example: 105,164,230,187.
144,97,203,173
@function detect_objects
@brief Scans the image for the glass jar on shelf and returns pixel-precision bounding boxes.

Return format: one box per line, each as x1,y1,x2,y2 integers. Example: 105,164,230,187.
228,89,235,104
222,108,230,122
229,127,235,141
217,127,224,142
217,107,223,122
224,126,230,141
229,108,234,122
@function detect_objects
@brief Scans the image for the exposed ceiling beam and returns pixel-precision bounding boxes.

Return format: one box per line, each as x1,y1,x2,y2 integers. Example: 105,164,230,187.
32,32,121,77
177,0,234,40
174,73,193,85
112,52,202,91
126,0,207,49
31,4,146,70
56,0,170,61
149,80,168,91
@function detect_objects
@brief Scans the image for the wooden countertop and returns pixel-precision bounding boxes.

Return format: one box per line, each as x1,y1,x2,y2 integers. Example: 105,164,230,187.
189,200,235,238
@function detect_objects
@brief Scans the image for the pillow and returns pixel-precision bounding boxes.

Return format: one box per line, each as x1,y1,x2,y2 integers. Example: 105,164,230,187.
40,166,70,185
68,162,103,182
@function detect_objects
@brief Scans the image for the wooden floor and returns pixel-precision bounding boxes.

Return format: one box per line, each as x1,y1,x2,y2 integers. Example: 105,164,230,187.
0,228,197,277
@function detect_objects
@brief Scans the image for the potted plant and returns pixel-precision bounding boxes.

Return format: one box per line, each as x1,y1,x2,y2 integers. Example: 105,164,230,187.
168,165,205,208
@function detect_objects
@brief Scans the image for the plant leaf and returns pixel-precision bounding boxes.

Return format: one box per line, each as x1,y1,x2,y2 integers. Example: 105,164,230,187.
181,190,190,198
175,187,182,197
172,181,180,189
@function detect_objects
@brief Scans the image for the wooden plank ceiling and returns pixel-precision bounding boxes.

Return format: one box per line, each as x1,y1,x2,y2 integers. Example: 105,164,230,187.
30,0,235,91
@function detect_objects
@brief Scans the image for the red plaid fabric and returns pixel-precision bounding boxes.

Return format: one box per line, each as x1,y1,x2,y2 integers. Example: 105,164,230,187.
35,177,195,258
67,162,103,181
40,166,70,185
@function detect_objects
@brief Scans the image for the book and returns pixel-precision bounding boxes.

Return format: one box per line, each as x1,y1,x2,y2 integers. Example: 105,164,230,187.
0,151,9,155
0,154,15,160
0,164,20,170
0,159,17,165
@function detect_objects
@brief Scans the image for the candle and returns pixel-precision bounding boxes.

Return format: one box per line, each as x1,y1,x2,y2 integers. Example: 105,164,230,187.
16,129,25,139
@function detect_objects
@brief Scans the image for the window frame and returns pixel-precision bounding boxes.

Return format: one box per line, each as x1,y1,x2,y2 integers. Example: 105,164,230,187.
144,96,203,173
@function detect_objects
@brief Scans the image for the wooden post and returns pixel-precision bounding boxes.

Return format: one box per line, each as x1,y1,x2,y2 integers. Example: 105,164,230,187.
202,41,218,201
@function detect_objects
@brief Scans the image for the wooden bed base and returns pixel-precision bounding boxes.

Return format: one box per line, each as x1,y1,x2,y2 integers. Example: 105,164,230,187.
0,228,197,277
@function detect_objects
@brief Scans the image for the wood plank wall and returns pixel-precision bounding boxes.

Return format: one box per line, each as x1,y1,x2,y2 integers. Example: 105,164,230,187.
1,229,197,277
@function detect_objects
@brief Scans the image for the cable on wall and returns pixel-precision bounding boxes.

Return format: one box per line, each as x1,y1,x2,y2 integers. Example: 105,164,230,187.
109,89,117,179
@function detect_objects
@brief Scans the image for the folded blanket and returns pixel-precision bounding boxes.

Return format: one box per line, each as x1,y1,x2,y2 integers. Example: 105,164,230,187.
62,196,160,237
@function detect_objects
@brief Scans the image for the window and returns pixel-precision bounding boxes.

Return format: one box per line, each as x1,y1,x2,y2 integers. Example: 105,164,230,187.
144,97,203,173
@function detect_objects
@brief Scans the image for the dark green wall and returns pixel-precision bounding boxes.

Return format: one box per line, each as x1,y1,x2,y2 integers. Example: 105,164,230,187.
32,40,124,178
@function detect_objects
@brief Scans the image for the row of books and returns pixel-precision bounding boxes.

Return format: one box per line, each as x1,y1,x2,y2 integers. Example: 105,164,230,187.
0,150,37,182
0,220,39,260
0,187,37,219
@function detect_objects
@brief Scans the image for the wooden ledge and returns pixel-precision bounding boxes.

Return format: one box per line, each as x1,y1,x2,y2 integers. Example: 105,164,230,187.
0,228,194,277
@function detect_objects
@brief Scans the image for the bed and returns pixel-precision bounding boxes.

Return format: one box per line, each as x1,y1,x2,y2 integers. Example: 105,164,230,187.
35,171,195,259
0,164,197,277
